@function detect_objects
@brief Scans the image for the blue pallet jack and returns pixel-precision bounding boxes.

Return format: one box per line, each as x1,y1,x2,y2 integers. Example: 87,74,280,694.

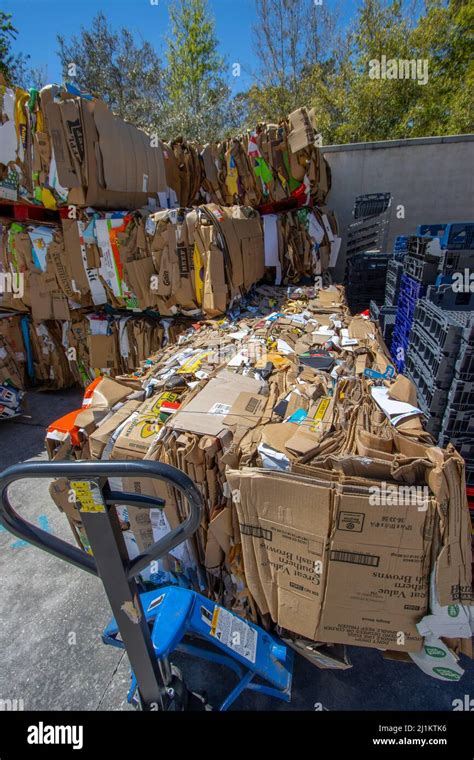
0,460,292,711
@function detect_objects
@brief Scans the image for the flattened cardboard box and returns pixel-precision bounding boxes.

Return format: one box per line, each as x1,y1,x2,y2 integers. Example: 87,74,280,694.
227,468,437,652
111,394,172,459
227,468,332,640
169,371,263,437
89,399,141,459
316,486,435,652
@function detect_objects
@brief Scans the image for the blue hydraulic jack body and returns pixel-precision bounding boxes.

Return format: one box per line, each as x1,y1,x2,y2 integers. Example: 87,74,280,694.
103,586,293,711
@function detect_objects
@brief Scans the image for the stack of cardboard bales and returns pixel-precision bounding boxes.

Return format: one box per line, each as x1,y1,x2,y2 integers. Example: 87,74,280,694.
0,81,338,398
46,284,473,680
0,214,190,388
0,201,338,388
0,311,25,418
1,82,330,212
0,304,27,417
200,107,330,208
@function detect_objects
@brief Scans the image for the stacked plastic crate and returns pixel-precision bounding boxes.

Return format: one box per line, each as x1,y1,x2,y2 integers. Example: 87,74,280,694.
393,235,409,261
389,226,453,371
379,258,403,345
346,192,392,257
405,301,472,427
403,223,474,484
345,251,392,312
406,303,474,483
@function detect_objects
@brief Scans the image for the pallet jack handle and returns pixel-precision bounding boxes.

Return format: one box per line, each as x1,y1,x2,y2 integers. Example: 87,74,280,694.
0,459,202,577
0,459,204,710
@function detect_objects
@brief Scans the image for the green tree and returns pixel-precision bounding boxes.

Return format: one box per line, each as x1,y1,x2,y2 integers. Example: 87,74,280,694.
248,0,353,142
57,11,166,132
339,0,420,143
333,0,473,143
408,0,474,135
0,11,29,86
250,0,325,121
164,0,230,141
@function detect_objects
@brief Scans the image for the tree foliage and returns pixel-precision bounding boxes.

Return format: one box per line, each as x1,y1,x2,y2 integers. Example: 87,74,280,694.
57,11,166,132
4,1,473,144
251,0,473,143
0,11,29,87
164,0,230,140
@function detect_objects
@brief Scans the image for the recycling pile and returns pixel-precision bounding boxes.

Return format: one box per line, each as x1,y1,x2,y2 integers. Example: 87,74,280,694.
0,201,338,391
1,82,339,406
46,285,473,679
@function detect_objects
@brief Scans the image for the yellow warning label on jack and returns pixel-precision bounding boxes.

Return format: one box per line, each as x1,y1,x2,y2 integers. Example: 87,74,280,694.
70,481,106,513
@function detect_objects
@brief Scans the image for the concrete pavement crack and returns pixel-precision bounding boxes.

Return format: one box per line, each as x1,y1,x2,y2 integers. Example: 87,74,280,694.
96,650,128,711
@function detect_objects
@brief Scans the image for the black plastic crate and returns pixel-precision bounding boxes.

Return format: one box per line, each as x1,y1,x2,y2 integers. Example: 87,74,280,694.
384,280,399,306
428,283,474,311
446,377,474,410
438,249,474,276
439,407,474,438
403,254,439,285
353,193,391,220
410,299,466,356
407,236,440,261
404,362,448,418
384,260,403,305
456,341,474,379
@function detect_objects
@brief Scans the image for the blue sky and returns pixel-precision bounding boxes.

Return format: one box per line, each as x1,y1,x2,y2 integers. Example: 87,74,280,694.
4,0,355,94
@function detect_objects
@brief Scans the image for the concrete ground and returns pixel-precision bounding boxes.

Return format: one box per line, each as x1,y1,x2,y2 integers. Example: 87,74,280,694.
1,390,473,712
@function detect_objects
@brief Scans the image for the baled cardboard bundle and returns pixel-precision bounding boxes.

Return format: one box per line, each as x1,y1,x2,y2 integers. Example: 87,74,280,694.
28,319,76,389
202,109,331,210
2,82,332,214
0,83,35,203
0,333,25,418
0,313,27,389
43,87,171,209
64,312,187,387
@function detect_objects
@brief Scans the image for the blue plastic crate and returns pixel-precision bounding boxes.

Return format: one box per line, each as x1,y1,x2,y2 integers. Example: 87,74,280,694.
393,235,410,260
416,223,448,238
399,274,426,301
415,222,474,250
440,223,474,250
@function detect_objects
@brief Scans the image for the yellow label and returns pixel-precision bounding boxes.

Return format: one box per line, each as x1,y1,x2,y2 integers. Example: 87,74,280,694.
177,351,211,374
70,481,106,513
140,421,162,439
210,607,220,637
310,397,330,431
193,242,204,306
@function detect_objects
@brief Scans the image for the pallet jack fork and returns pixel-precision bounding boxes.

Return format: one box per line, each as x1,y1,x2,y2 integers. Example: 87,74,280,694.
0,460,293,711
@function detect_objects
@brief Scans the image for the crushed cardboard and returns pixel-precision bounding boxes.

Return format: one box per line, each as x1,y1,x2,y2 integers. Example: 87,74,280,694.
44,285,473,677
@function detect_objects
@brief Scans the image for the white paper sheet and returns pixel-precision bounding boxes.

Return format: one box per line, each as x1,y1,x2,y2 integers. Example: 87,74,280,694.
263,214,280,267
371,386,422,426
